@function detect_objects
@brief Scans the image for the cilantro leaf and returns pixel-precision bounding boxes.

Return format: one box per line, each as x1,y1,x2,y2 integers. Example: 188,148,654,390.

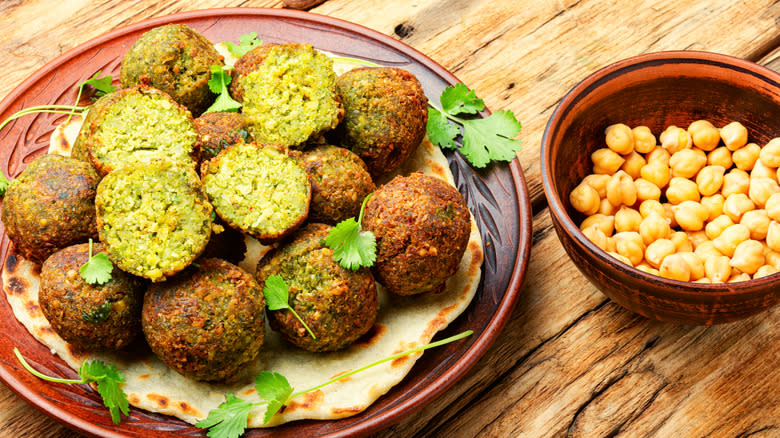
263,275,317,340
79,360,129,424
225,32,263,58
324,194,376,270
440,83,484,115
255,371,293,424
80,239,113,285
461,110,523,168
0,170,9,196
205,66,241,114
426,107,460,150
81,71,117,97
195,393,253,438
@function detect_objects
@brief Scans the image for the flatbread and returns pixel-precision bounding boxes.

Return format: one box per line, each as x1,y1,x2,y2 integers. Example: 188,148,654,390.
5,55,483,427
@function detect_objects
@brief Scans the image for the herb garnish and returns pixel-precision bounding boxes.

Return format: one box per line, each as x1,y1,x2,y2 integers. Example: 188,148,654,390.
0,170,9,196
196,330,473,437
263,275,317,340
324,194,376,270
204,66,242,114
14,348,129,424
66,71,117,123
80,238,113,285
225,32,263,58
427,83,522,168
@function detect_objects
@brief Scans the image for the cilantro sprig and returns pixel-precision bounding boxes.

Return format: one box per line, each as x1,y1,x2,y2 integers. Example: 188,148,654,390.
225,32,263,58
80,238,113,285
196,330,473,438
427,83,522,168
14,348,129,424
263,275,317,340
324,194,376,270
204,66,242,114
66,71,117,123
0,170,9,197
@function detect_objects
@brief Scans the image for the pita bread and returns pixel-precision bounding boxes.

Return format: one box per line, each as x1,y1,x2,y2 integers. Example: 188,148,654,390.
5,55,483,428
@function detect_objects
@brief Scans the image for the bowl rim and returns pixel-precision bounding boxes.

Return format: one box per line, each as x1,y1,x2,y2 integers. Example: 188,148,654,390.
541,50,780,296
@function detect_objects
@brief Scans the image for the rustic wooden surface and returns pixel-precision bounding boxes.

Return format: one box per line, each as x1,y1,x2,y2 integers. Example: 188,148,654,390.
0,0,778,437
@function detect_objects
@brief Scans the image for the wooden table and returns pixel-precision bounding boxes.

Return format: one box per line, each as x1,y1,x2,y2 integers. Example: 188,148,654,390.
0,0,778,436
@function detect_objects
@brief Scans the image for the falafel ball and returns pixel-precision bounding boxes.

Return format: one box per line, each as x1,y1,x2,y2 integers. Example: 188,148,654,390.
1,154,99,263
142,258,265,382
201,142,310,244
40,243,146,351
194,111,251,163
73,85,199,177
233,43,344,147
120,24,224,115
257,223,378,352
362,172,471,295
334,67,428,177
302,144,375,224
96,160,213,282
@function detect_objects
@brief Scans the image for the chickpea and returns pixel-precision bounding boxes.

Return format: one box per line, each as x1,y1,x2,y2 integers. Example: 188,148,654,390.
705,214,734,240
700,194,725,221
599,198,618,216
662,202,678,228
670,231,693,252
764,248,780,268
748,177,780,208
740,209,770,240
582,226,610,251
660,125,692,154
759,137,780,168
767,221,780,252
570,183,600,215
669,148,706,179
666,177,700,204
592,148,625,175
606,170,637,207
687,230,709,249
634,178,662,202
639,211,671,245
581,214,614,237
673,200,708,231
730,239,765,274
646,146,671,166
766,193,780,222
614,206,642,233
687,120,720,151
582,174,611,198
620,151,646,180
753,264,778,279
605,123,635,155
695,165,725,196
695,277,712,284
707,146,733,169
720,121,748,150
722,168,750,197
613,231,645,266
635,264,660,276
728,272,752,283
607,251,633,266
640,161,671,189
705,255,731,282
645,238,676,268
632,126,656,154
659,254,691,281
679,251,705,280
606,237,617,252
751,159,778,182
695,241,723,260
723,193,755,222
732,143,761,171
712,223,750,257
639,199,665,218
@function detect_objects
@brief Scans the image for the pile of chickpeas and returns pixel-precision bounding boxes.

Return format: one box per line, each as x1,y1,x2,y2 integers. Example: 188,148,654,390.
569,120,780,283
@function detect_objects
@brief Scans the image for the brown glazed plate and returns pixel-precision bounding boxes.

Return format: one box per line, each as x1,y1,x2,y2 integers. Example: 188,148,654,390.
0,8,532,438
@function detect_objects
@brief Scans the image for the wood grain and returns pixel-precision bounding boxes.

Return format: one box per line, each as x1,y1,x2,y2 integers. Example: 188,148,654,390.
0,0,778,437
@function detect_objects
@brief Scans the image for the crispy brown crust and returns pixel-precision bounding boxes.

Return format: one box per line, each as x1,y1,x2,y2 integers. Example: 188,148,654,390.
228,42,278,103
363,172,471,295
194,111,250,163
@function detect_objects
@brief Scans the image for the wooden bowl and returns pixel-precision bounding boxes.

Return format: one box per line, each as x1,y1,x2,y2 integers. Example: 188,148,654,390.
541,51,780,325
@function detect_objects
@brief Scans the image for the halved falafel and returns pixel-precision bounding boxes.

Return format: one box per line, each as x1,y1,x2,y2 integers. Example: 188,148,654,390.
201,141,310,244
362,172,471,295
257,223,378,352
142,258,265,382
40,242,146,351
95,160,212,282
120,24,224,115
1,154,99,263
